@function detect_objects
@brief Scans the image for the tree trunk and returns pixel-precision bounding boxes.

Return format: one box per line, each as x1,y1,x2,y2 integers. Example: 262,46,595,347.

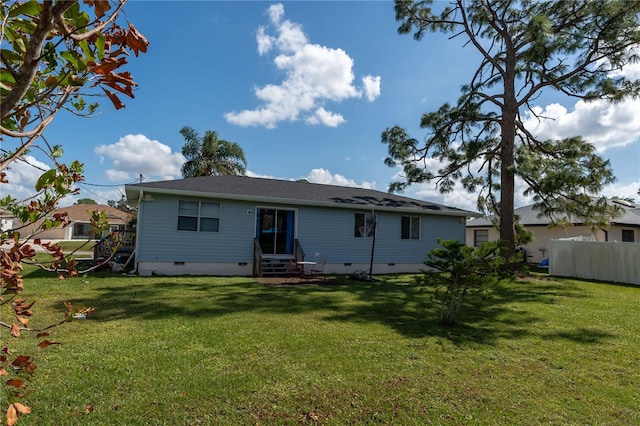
500,43,517,257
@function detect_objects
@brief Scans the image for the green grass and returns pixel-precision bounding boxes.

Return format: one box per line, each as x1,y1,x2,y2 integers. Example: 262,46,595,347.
3,269,639,425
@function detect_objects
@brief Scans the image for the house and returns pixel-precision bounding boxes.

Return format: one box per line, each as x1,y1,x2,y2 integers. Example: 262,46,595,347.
0,208,14,232
124,175,477,277
11,203,132,240
466,198,640,264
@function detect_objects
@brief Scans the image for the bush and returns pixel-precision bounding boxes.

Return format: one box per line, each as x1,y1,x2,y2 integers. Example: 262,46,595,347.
420,239,508,325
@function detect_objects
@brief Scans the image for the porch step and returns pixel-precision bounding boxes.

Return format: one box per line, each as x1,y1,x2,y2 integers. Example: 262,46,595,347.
260,255,295,276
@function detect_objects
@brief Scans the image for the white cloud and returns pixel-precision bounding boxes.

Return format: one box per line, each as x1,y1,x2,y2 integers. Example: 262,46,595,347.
1,155,51,201
225,3,381,128
524,99,640,152
602,180,640,201
304,168,376,189
94,134,185,182
305,107,345,127
362,75,381,102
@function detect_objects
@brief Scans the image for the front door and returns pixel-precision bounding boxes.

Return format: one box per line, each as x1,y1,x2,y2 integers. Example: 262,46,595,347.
257,208,295,255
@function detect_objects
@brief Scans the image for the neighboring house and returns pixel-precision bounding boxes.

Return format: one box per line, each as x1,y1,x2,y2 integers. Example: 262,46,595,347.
12,204,131,240
466,198,640,264
0,208,14,232
124,175,478,277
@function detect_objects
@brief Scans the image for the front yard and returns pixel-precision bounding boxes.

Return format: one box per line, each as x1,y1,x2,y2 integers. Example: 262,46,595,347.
5,269,639,425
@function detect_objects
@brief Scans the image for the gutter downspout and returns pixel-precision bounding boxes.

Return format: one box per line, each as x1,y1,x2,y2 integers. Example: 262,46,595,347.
129,189,144,274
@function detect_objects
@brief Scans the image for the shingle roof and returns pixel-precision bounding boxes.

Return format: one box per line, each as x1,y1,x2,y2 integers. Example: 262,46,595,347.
467,199,640,227
52,204,131,223
125,175,476,217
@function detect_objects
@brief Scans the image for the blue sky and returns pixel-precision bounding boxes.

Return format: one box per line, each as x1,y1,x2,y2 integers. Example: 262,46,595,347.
4,1,640,212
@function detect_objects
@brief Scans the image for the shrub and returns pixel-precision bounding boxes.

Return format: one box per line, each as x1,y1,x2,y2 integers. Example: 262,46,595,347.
420,239,508,325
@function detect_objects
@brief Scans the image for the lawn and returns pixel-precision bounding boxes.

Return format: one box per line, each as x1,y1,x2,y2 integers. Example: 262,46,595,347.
4,268,639,425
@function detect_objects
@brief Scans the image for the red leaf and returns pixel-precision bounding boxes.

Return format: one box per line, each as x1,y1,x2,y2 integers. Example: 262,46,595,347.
38,340,62,349
11,356,31,367
102,88,125,109
6,379,26,388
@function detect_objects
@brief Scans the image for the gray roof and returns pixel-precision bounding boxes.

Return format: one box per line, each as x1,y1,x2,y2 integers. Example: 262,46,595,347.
125,175,476,217
467,198,640,227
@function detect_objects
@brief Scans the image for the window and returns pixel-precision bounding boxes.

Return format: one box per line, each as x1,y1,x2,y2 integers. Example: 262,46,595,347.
73,222,93,238
474,229,489,247
177,200,220,232
401,216,420,240
354,212,375,238
621,229,634,242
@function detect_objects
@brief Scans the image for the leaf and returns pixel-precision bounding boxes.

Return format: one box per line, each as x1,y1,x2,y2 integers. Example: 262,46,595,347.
38,340,62,349
51,145,64,158
35,169,56,191
12,403,30,415
6,404,17,426
10,323,20,338
6,379,26,388
126,24,149,57
45,76,58,87
11,356,31,367
8,1,41,18
102,88,125,109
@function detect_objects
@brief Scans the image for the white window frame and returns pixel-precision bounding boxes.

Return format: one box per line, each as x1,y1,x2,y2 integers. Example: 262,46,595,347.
177,200,220,232
354,212,375,238
474,229,489,247
401,216,420,240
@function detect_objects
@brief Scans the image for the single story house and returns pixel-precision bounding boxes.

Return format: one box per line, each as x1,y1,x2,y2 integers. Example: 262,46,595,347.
466,198,640,264
11,203,132,240
0,208,14,232
124,175,478,277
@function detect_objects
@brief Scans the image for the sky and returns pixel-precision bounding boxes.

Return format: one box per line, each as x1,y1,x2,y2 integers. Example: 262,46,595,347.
3,0,640,213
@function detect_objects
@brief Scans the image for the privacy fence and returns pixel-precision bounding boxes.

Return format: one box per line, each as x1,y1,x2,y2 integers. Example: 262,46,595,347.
550,240,640,285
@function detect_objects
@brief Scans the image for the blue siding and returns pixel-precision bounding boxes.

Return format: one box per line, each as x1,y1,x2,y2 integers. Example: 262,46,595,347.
137,196,256,262
137,195,466,267
297,207,463,264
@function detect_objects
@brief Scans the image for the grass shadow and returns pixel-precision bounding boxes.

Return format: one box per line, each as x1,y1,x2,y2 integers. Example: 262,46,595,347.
49,270,606,348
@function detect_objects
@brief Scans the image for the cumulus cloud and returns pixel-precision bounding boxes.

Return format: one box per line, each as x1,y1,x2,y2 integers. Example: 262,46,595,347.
522,51,640,152
305,107,345,127
225,3,381,128
523,99,640,152
304,168,376,189
94,134,185,182
247,168,376,189
2,155,51,201
362,75,381,102
602,180,640,201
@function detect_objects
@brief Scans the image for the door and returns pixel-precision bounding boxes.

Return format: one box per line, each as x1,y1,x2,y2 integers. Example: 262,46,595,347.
257,208,296,255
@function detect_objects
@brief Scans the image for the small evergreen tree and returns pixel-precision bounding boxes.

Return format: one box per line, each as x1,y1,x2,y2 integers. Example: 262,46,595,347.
421,239,508,325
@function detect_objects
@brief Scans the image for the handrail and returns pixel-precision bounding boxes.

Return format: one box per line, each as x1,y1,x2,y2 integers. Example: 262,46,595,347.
294,239,305,262
253,239,263,277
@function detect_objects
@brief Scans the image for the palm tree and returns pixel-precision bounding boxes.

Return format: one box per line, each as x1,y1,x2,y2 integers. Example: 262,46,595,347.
179,126,247,178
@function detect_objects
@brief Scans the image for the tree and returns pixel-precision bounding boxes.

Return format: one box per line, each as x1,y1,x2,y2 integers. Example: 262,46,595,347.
75,198,97,205
382,0,639,255
421,239,507,325
1,1,147,423
180,126,247,178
